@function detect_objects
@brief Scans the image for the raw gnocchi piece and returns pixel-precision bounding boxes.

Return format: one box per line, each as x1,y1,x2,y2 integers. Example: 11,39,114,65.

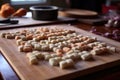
33,44,41,51
66,53,80,60
51,54,58,57
63,47,71,53
49,57,62,66
66,50,74,55
26,52,38,65
0,33,6,38
41,44,50,51
23,46,33,52
53,47,60,52
62,56,70,60
18,45,24,52
91,47,108,55
49,44,55,50
81,53,93,60
44,54,52,60
16,39,23,45
15,36,21,40
28,56,38,65
5,34,14,39
55,49,63,56
32,37,39,42
33,51,44,59
20,35,27,41
91,49,102,55
66,59,74,66
107,46,116,53
59,59,74,69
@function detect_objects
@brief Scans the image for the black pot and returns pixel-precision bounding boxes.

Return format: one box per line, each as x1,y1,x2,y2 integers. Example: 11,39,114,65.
30,6,58,20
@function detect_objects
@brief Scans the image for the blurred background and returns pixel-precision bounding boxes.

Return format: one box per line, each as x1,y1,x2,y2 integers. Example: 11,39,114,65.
0,0,119,14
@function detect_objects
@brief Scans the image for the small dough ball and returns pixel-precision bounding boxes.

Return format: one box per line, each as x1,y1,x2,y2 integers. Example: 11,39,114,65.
35,52,44,60
29,56,38,65
59,61,68,69
81,53,92,60
18,45,24,52
59,59,74,69
23,46,33,52
26,52,38,65
49,57,62,66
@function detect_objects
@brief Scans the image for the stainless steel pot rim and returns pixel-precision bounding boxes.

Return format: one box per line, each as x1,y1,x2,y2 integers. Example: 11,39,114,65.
30,6,58,11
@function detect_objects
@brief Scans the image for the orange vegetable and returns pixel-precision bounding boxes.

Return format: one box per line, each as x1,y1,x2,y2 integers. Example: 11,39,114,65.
12,8,27,17
0,3,15,18
1,3,10,10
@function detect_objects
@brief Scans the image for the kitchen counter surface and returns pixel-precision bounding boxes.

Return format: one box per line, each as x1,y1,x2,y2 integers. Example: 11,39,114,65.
0,17,120,80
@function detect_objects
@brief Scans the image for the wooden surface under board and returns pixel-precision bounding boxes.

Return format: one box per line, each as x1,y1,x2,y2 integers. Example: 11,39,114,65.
0,16,76,30
0,24,120,80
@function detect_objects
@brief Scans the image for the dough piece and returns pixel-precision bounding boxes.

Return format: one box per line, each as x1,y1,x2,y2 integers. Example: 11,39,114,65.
66,59,74,66
72,53,80,60
44,54,52,60
59,59,74,69
59,61,68,69
49,44,55,50
20,35,27,41
18,45,24,52
66,50,74,55
62,56,70,60
33,37,39,42
26,52,35,58
15,36,21,40
0,33,6,38
53,47,59,52
67,53,79,60
33,44,41,51
24,43,32,47
5,34,14,39
55,49,63,56
41,44,50,51
26,52,38,65
23,46,33,52
51,54,58,57
81,53,92,60
49,57,62,66
84,38,96,44
34,52,44,60
31,41,38,46
16,39,23,45
91,49,102,55
107,46,116,53
29,56,38,65
98,43,106,47
87,43,96,48
63,47,71,53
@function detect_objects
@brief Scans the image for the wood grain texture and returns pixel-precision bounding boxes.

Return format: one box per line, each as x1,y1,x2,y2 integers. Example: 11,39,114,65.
0,17,76,30
0,24,120,80
0,52,19,80
59,9,98,18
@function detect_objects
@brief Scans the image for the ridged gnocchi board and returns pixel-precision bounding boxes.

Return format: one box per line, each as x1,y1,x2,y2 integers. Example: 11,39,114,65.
0,24,120,80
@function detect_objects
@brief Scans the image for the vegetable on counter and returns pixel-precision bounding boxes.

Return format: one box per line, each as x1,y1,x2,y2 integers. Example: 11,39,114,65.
0,3,27,18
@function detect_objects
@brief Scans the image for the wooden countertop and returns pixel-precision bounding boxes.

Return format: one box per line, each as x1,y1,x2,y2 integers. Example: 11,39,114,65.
0,17,120,80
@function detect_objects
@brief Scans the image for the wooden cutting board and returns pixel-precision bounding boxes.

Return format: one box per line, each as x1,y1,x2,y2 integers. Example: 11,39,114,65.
59,9,98,18
0,24,120,80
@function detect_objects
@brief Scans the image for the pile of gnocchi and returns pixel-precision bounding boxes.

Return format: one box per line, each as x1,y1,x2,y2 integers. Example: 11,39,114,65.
0,27,116,69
